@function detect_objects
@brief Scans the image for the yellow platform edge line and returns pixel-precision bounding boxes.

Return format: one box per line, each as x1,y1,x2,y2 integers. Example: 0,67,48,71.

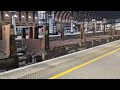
49,47,120,79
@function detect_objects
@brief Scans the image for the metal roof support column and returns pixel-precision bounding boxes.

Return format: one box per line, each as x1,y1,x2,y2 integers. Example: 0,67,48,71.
48,12,53,34
42,11,50,50
101,21,103,31
106,24,107,34
103,18,107,35
42,25,49,60
37,11,50,51
60,24,64,40
113,19,116,35
43,25,49,49
71,19,74,33
103,24,106,35
10,11,17,35
92,19,96,35
94,20,97,35
80,22,86,46
109,24,113,36
112,19,115,36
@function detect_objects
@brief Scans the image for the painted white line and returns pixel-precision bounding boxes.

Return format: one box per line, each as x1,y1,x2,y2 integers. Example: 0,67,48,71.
0,39,120,75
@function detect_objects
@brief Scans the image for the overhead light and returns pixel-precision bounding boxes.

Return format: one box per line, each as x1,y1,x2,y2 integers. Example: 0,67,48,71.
99,21,102,23
40,11,45,13
92,19,95,22
22,15,25,18
29,16,31,18
5,14,9,17
9,11,16,13
14,15,17,18
73,24,75,27
97,21,100,23
35,17,37,19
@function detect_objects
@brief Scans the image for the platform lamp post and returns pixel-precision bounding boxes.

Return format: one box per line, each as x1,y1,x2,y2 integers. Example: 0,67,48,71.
103,18,107,35
10,11,17,35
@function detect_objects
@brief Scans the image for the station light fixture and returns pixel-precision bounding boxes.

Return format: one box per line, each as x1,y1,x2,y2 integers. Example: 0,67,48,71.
5,14,9,17
99,21,102,23
92,19,95,22
29,16,31,19
14,15,17,18
35,17,38,19
97,21,101,24
22,15,25,18
73,24,75,27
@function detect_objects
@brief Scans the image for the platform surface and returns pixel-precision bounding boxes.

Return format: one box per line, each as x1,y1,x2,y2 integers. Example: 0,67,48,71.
58,47,120,79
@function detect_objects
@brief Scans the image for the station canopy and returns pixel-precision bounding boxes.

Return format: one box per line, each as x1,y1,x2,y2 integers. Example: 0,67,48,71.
50,11,120,22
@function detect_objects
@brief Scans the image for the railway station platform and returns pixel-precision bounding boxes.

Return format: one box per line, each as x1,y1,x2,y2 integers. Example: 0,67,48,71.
0,39,120,79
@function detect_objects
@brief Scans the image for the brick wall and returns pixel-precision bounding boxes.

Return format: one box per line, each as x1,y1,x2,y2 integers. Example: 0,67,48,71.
23,38,43,49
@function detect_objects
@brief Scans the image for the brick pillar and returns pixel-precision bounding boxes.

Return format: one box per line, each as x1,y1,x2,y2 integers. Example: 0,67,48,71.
10,25,17,55
0,24,18,69
43,26,49,50
10,25,18,68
